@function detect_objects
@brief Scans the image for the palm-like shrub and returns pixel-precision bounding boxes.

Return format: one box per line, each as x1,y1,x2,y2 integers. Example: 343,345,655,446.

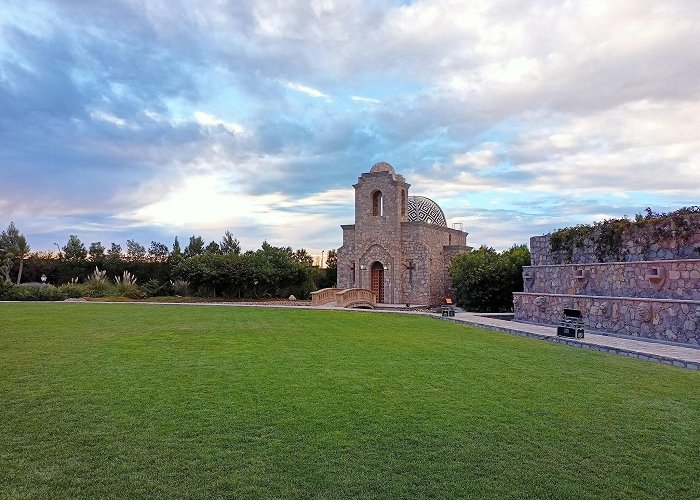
169,279,190,296
114,271,143,298
84,267,110,297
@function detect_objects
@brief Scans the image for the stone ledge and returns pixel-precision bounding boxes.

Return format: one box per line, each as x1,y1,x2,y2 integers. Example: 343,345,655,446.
523,257,700,269
514,292,700,305
434,316,699,370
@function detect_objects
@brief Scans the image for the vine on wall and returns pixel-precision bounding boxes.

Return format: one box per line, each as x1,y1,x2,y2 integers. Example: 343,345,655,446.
549,207,700,263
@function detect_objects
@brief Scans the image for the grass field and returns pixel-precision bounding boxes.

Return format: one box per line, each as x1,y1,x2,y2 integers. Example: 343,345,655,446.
1,303,699,499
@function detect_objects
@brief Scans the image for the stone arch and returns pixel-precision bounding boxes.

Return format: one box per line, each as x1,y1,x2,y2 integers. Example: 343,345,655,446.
360,244,393,303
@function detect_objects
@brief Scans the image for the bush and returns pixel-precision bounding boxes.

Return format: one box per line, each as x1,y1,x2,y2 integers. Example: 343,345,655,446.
450,245,531,313
173,245,316,299
58,284,85,298
0,282,68,301
142,279,167,297
31,284,68,301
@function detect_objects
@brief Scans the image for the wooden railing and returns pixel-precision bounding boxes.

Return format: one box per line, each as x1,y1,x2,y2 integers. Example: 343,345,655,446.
335,288,377,308
310,287,341,306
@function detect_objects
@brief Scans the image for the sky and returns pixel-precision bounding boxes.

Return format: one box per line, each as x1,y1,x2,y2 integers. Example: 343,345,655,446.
1,0,699,255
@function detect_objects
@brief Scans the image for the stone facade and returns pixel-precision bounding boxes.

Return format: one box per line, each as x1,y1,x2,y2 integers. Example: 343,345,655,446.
516,224,700,345
337,162,471,305
522,260,700,301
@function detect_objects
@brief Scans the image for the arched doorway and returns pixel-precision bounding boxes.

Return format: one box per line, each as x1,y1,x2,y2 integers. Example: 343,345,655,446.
371,262,384,303
370,261,385,303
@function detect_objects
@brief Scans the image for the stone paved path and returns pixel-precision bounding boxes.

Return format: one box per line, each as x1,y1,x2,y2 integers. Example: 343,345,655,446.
443,312,700,370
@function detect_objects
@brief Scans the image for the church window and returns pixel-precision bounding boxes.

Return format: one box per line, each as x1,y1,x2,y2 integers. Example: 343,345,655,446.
372,190,383,216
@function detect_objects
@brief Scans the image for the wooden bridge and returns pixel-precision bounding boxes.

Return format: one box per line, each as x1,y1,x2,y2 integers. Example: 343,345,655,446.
310,287,377,309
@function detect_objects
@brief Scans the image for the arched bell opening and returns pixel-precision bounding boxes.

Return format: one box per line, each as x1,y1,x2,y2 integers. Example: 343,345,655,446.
372,190,384,216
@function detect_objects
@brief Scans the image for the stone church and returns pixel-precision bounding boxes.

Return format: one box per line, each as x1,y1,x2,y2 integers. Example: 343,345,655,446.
337,162,471,305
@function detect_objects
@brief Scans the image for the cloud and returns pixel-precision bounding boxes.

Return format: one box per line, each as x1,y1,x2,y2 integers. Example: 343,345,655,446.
90,110,128,128
285,81,329,99
350,95,381,104
1,0,700,253
193,111,246,136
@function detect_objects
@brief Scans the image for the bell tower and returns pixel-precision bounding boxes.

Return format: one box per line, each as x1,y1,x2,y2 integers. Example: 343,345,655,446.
353,161,410,229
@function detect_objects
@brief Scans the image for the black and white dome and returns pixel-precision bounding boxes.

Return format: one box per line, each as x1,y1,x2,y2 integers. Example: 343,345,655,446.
407,195,447,226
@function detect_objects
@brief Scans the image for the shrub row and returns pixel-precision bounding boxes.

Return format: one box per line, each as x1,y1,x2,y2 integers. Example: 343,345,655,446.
449,245,531,313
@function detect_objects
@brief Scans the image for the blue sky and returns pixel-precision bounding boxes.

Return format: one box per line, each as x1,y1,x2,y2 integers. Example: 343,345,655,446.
1,0,699,255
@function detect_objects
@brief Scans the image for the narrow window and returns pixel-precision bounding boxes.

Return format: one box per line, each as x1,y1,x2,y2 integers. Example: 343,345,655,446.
372,190,383,216
401,190,406,216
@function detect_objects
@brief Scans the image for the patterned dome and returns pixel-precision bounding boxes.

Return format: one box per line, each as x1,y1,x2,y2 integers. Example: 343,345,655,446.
369,161,395,174
407,196,447,226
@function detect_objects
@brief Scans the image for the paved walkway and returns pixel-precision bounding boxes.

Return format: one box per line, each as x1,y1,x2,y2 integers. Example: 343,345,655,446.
441,312,700,370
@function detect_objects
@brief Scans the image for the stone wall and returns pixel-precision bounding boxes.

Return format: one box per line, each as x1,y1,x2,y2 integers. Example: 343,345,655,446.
399,222,470,305
337,225,357,288
523,259,700,301
514,293,700,345
517,215,700,346
531,221,700,265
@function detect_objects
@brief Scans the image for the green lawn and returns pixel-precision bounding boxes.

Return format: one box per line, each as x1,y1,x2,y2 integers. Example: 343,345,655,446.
1,303,699,499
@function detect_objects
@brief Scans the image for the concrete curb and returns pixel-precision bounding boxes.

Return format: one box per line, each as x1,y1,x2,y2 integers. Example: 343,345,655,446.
436,316,699,370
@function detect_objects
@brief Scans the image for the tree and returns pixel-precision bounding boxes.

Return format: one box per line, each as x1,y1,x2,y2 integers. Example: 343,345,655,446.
325,249,337,269
220,230,241,255
0,222,29,283
15,234,30,284
63,235,87,261
89,242,106,261
449,245,531,312
172,236,181,255
292,248,314,266
0,222,22,282
149,241,169,262
126,239,146,261
205,241,221,255
184,235,205,258
169,236,183,265
324,249,337,287
107,243,122,262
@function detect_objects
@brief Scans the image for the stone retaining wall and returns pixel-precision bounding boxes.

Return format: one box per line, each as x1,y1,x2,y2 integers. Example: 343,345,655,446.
514,293,700,345
530,227,700,265
523,259,700,301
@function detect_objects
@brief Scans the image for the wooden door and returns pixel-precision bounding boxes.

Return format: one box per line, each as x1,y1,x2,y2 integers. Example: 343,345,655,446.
370,262,384,303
